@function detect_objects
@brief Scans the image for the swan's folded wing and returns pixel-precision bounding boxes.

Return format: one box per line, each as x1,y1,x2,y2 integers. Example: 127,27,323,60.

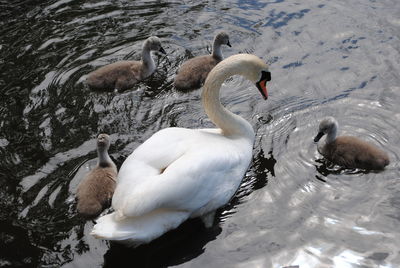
112,128,192,209
118,143,251,218
123,128,193,174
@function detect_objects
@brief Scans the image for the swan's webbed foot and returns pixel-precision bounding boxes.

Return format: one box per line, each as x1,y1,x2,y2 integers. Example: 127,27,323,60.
200,210,216,228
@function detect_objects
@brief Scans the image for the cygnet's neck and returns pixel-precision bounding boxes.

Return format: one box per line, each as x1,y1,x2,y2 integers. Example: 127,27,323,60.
141,41,156,77
212,39,223,60
202,55,255,140
326,127,337,144
97,147,114,168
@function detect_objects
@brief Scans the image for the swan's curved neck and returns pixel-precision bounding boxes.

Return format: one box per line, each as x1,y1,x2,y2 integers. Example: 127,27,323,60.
201,59,254,139
212,40,223,60
97,148,113,168
141,42,155,76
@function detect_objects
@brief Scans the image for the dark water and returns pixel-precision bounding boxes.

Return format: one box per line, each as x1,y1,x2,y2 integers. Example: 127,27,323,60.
1,0,400,267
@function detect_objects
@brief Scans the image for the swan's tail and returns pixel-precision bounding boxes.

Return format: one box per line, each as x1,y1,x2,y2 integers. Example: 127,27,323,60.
90,209,189,246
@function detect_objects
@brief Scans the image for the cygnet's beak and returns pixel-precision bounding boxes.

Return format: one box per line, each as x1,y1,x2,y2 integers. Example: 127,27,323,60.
227,40,232,47
159,47,166,54
314,132,324,142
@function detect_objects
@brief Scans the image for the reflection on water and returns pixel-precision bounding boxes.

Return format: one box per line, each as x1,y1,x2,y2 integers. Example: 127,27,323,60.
1,0,400,267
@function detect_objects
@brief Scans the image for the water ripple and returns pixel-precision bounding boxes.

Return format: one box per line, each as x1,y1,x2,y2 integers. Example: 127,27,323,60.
1,0,400,267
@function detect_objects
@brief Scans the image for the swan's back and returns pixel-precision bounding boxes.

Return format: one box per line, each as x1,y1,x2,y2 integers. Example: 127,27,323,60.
112,127,250,214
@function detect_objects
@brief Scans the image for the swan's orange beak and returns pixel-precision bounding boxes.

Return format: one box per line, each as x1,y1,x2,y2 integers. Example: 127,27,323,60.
256,71,271,100
256,79,268,100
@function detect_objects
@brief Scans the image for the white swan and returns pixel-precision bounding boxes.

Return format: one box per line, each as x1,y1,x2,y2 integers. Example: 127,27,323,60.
91,54,271,246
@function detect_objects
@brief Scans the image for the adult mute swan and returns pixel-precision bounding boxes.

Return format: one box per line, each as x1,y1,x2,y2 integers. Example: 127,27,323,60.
314,117,390,170
76,134,117,219
86,36,166,91
174,31,231,91
91,54,271,245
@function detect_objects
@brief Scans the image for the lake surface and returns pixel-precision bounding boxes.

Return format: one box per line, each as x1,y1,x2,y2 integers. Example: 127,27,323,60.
1,0,400,267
